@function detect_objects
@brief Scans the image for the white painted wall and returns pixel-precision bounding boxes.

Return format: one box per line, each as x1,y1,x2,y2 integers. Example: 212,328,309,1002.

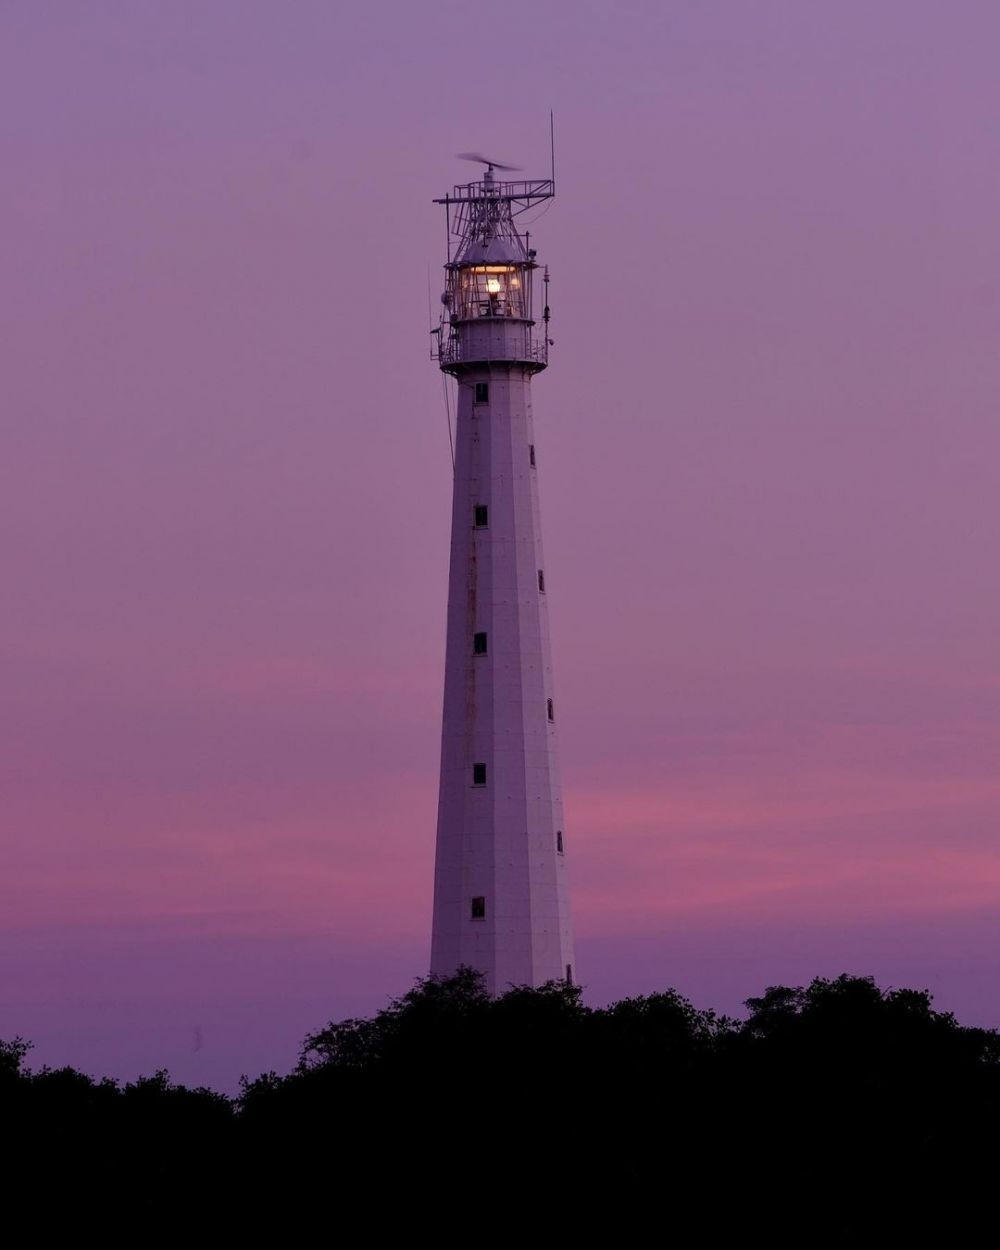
431,315,574,992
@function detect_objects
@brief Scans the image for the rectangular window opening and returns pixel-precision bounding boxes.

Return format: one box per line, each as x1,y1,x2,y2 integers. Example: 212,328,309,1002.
556,830,564,854
529,444,536,467
474,382,489,404
538,569,545,593
547,698,554,721
474,504,489,528
473,632,488,655
566,964,573,985
472,763,487,786
471,896,486,920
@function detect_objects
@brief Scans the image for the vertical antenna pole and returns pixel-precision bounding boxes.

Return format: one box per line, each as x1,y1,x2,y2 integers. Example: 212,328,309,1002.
426,265,433,360
550,110,555,187
543,265,550,365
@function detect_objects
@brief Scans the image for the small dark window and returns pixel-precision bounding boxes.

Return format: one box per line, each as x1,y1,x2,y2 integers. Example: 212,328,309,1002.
556,830,564,853
471,896,486,920
566,964,573,984
529,444,536,467
475,382,489,404
547,698,554,721
474,504,488,528
473,763,487,786
538,570,545,593
473,632,488,655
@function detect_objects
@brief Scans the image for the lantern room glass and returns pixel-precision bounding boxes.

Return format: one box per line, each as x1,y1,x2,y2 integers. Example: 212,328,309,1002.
452,264,531,320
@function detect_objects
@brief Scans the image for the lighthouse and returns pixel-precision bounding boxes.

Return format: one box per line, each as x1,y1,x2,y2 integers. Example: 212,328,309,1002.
429,158,574,992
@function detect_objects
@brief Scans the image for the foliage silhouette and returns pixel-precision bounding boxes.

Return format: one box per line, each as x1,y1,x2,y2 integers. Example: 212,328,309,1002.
5,969,1000,1194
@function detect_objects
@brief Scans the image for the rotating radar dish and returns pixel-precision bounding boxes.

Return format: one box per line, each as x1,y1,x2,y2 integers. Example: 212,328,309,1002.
456,152,522,172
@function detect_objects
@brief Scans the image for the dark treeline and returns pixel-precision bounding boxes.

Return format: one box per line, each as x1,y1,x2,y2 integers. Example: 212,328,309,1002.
5,970,1000,1197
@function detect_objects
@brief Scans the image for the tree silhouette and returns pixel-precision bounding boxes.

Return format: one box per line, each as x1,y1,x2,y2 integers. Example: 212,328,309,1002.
6,969,1000,1196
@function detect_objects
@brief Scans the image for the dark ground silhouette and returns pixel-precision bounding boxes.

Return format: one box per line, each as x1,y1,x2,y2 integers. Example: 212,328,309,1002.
5,970,999,1205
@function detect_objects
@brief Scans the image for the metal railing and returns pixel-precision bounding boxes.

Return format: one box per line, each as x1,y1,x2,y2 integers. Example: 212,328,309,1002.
434,333,548,368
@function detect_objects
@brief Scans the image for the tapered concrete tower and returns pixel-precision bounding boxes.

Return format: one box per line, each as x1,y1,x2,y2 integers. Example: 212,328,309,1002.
430,159,574,992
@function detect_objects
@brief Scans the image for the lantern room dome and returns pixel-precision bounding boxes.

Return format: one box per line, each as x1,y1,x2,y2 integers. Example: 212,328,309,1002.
454,228,528,268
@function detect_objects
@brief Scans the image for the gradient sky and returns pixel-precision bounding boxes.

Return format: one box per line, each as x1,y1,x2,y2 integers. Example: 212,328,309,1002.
3,1,1000,1090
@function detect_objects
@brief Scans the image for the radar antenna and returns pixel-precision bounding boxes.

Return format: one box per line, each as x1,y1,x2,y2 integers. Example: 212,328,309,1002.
456,152,522,172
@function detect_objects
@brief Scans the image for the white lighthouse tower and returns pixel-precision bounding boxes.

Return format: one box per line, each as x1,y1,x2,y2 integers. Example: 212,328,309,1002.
430,157,574,992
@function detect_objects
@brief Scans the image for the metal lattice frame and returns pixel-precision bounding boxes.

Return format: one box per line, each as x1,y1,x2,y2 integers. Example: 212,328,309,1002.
434,177,554,264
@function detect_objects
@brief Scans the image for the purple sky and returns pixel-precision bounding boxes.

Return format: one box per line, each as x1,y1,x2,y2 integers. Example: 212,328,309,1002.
3,1,1000,1090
